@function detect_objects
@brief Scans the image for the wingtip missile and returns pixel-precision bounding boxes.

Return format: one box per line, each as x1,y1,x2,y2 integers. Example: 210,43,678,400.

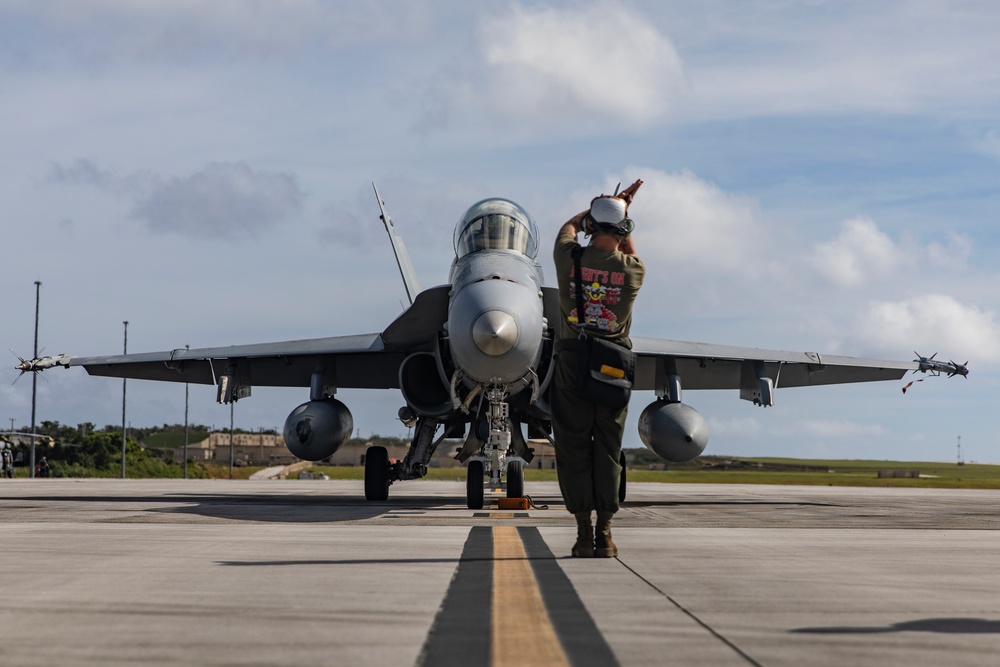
913,352,969,378
12,353,73,375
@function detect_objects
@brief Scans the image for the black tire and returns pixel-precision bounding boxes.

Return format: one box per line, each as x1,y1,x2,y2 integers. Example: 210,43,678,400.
618,450,627,503
467,460,485,510
364,446,389,501
506,459,524,498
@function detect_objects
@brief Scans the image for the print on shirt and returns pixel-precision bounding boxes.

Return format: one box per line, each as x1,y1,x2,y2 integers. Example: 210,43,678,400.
567,265,625,333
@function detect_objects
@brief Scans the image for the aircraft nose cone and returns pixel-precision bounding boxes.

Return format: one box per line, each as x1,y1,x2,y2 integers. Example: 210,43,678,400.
472,310,518,356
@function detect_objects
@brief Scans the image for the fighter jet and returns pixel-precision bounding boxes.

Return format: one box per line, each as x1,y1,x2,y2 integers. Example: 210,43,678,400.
20,185,967,508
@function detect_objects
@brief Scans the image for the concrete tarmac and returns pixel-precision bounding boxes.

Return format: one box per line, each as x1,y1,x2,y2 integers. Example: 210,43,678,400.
1,478,999,666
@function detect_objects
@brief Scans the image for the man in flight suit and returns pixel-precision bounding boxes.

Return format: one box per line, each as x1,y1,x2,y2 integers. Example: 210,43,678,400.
551,180,645,557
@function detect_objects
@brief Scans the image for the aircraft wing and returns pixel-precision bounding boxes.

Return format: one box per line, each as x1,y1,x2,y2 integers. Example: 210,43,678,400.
631,337,917,402
70,333,405,389
66,285,453,393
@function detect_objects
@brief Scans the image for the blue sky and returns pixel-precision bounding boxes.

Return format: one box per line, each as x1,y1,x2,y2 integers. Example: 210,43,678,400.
2,1,998,462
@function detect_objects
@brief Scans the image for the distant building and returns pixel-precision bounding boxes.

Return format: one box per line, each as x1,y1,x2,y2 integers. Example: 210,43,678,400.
172,433,558,469
172,432,295,466
0,432,55,448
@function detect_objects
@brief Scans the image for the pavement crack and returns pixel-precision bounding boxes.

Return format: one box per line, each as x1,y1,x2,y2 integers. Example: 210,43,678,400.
615,557,764,667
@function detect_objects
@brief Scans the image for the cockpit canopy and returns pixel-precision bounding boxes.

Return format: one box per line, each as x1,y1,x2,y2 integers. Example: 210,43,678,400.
453,198,539,259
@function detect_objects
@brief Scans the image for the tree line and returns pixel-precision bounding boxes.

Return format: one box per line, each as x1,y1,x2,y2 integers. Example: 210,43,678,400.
2,421,411,478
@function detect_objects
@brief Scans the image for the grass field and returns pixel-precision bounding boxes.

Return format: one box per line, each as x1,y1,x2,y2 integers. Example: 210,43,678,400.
143,431,210,449
275,457,1000,490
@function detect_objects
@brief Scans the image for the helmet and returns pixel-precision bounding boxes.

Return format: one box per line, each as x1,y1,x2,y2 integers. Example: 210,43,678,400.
584,196,634,237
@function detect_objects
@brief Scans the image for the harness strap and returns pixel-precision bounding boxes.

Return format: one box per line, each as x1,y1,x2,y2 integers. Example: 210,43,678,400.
571,245,588,340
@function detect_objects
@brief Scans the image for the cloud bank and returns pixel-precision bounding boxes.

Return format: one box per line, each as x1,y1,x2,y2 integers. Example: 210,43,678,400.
130,162,302,238
610,168,766,274
853,295,1000,363
420,2,687,133
47,159,303,239
479,3,686,124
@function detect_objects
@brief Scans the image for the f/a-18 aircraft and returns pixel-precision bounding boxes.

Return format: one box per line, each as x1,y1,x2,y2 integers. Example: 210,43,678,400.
20,184,967,508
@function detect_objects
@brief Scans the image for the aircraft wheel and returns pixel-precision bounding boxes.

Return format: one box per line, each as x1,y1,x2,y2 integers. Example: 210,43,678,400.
467,460,484,510
364,446,389,501
506,459,524,498
618,450,627,503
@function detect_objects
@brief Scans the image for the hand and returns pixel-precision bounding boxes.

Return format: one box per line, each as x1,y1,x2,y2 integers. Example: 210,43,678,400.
617,234,637,256
616,179,643,206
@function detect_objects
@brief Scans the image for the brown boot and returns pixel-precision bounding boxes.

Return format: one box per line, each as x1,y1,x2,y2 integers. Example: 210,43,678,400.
595,511,617,558
572,512,594,557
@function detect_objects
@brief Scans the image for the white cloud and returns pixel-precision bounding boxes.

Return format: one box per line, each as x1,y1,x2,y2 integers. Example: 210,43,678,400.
853,294,1000,362
811,216,902,287
478,2,686,124
420,2,686,133
809,217,971,288
621,168,765,273
926,234,972,267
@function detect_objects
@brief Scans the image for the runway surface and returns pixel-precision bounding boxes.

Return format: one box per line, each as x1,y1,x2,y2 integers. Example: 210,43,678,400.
1,478,999,666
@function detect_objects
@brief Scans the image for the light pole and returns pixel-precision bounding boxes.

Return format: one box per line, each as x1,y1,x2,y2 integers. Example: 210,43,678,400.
30,280,41,479
121,321,128,479
229,402,234,480
183,344,189,479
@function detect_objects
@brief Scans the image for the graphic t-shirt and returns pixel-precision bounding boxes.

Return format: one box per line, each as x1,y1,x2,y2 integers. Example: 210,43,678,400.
553,231,645,348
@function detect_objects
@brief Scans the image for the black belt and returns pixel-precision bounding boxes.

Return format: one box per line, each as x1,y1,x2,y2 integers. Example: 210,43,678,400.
554,337,632,352
554,338,585,352
553,338,583,354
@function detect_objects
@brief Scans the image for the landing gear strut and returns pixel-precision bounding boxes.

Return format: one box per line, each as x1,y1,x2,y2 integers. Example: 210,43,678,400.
465,384,520,509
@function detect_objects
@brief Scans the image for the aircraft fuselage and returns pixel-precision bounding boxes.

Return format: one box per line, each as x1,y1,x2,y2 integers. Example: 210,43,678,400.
447,249,546,389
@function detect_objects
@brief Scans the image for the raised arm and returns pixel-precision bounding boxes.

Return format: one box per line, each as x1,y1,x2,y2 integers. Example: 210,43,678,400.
558,210,589,239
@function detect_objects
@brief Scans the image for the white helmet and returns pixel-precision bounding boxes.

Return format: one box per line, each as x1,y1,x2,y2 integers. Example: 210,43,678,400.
585,196,633,236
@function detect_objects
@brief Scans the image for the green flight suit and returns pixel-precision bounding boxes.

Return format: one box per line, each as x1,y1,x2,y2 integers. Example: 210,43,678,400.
550,231,645,514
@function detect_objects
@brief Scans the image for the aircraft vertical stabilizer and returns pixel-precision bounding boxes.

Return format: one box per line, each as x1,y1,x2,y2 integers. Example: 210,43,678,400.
372,182,421,306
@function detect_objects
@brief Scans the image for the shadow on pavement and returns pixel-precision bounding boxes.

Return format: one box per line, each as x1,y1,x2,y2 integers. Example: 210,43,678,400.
792,617,1000,634
1,492,458,523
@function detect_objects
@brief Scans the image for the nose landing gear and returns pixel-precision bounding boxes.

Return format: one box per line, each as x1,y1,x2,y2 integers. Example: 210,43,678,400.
464,385,529,509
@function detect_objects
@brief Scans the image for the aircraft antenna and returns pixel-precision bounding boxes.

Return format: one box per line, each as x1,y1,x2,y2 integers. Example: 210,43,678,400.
372,183,421,307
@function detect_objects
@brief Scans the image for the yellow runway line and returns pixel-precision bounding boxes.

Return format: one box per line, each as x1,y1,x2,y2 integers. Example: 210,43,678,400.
490,526,569,667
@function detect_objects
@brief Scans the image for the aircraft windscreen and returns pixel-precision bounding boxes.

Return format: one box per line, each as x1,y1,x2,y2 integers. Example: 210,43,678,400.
454,199,539,259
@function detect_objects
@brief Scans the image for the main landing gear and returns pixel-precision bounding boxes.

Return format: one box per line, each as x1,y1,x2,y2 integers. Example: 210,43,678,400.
466,459,485,510
364,446,389,501
364,417,446,501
